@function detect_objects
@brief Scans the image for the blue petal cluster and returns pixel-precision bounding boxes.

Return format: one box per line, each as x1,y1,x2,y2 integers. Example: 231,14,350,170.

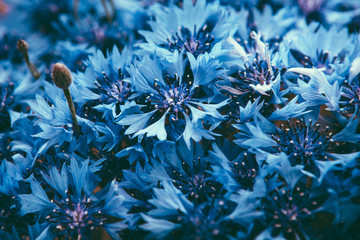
1,0,360,239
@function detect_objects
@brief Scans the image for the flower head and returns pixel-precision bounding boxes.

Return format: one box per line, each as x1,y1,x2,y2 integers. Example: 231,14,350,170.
18,159,128,239
118,51,228,147
210,142,259,193
145,141,221,203
261,183,323,239
73,46,133,123
141,181,237,239
139,0,233,59
58,15,130,54
272,120,334,171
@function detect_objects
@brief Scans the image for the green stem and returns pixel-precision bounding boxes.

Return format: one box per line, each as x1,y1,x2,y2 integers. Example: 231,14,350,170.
63,88,80,136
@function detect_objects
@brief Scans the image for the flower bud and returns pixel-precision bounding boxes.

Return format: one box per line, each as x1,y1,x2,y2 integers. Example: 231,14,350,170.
52,63,72,89
17,40,29,58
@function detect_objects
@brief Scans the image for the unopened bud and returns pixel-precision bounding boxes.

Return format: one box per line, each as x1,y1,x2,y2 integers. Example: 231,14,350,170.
52,63,80,135
17,39,41,79
52,63,72,89
17,39,29,55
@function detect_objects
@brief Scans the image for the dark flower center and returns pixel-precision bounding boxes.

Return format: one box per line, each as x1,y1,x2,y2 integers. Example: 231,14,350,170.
148,74,193,120
221,60,283,109
262,185,316,239
230,152,258,190
340,78,360,117
167,25,214,56
168,157,218,202
272,120,333,171
49,197,107,237
95,70,131,104
239,60,278,89
291,49,338,75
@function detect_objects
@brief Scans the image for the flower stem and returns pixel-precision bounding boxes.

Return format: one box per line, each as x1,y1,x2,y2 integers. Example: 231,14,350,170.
17,40,41,80
63,88,80,136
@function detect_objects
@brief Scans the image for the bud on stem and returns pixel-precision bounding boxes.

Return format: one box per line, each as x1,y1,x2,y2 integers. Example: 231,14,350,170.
17,39,41,80
52,63,80,136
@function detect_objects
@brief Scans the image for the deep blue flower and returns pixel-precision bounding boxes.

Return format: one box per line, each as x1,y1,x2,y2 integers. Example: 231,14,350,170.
260,181,329,239
337,56,360,119
218,58,286,118
0,164,20,236
139,0,235,60
57,14,131,54
0,161,35,239
228,5,296,53
24,80,101,155
340,76,360,118
285,23,355,75
273,0,360,27
141,181,238,240
248,155,336,239
209,142,259,193
324,163,360,239
218,31,297,120
1,0,360,239
142,141,222,203
38,41,94,73
18,158,128,240
118,51,228,147
73,46,133,123
235,118,360,174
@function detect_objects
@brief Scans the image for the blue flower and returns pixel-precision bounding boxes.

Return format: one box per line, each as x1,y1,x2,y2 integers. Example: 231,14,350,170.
118,51,228,147
286,23,355,74
39,41,94,72
0,164,21,236
235,118,360,175
18,158,128,240
141,181,238,239
218,58,286,117
143,141,221,203
229,5,296,51
73,46,134,124
321,160,360,238
209,142,259,193
260,182,326,239
138,0,235,59
25,80,101,154
57,14,131,54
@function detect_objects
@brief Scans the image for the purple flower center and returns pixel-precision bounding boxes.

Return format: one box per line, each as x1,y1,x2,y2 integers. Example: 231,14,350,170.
167,25,214,56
